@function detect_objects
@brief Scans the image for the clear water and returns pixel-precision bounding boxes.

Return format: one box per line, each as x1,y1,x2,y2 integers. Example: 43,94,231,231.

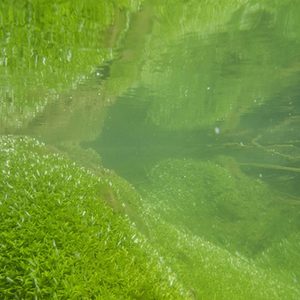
2,0,300,297
89,2,300,198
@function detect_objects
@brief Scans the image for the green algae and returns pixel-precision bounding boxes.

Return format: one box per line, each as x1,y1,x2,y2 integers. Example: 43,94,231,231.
140,158,299,255
143,223,300,300
257,233,300,284
135,158,300,299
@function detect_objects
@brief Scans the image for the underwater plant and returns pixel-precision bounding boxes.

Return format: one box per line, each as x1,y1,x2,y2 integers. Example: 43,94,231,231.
0,135,188,299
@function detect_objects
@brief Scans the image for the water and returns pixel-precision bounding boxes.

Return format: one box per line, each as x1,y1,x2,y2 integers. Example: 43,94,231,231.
2,0,300,298
85,2,300,291
88,2,300,198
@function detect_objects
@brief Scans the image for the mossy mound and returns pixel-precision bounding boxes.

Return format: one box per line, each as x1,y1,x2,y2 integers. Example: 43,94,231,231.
140,158,299,256
257,232,300,285
137,158,300,299
0,135,187,299
143,222,300,300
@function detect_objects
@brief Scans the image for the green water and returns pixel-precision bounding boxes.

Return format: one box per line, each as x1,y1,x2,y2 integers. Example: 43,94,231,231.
91,3,300,292
2,0,300,298
92,2,300,196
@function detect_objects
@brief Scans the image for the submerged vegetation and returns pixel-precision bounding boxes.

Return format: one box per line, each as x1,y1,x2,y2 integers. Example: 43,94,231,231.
0,136,187,299
1,0,300,299
137,158,300,299
0,0,141,132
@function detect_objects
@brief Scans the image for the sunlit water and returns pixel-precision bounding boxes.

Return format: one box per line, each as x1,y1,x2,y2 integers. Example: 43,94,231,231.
3,0,300,296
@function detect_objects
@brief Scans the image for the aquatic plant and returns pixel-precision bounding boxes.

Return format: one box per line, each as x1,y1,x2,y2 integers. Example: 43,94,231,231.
0,135,187,299
140,158,299,254
144,222,300,300
0,0,142,132
257,233,300,285
136,158,300,299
